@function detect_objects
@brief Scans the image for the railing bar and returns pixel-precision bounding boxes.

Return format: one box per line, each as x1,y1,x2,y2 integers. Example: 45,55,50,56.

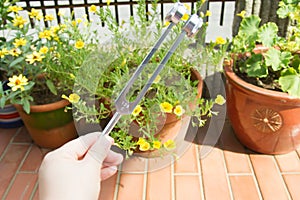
84,0,90,21
220,0,225,26
53,0,60,24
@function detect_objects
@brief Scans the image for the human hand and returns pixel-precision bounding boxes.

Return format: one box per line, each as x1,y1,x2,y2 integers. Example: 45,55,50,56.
38,132,123,200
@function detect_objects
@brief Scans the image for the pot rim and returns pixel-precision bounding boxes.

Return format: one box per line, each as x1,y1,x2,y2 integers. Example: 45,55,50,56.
224,62,300,101
14,99,70,113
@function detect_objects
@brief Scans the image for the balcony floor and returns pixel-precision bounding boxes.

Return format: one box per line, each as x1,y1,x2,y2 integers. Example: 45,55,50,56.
0,117,300,200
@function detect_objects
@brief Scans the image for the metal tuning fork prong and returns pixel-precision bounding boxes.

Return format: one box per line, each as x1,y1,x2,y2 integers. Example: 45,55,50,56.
101,5,203,136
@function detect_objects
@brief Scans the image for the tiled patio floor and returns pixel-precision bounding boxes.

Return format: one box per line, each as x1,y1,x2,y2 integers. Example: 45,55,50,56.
1,117,300,200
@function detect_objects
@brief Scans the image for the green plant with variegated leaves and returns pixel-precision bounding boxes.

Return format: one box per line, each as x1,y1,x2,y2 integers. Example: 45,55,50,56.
230,0,300,97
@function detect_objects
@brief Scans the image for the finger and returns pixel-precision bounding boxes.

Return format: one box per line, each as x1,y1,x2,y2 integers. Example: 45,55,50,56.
101,166,118,180
58,132,100,159
85,134,114,164
103,149,124,167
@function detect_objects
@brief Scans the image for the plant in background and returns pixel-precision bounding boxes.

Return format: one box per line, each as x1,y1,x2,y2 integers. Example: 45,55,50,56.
0,2,98,113
71,0,228,156
230,0,300,97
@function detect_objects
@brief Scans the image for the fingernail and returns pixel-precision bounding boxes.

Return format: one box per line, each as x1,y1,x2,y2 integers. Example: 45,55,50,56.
109,166,118,172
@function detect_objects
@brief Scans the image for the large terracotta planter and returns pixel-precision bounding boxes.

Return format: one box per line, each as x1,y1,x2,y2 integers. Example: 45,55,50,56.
14,100,78,149
224,63,300,154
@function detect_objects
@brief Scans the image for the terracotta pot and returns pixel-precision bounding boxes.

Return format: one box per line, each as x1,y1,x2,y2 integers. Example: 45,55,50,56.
224,63,300,154
14,100,78,149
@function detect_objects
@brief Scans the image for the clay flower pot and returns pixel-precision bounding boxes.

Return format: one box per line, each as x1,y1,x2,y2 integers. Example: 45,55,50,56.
14,100,78,149
224,63,300,154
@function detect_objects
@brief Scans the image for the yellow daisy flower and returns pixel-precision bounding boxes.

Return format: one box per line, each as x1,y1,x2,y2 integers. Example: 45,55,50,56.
183,3,191,11
62,93,80,103
45,14,54,21
25,51,44,64
153,140,161,149
164,21,170,27
163,139,176,151
13,15,27,28
215,95,226,105
215,36,226,45
7,74,28,91
75,40,85,49
139,141,150,151
29,8,40,19
39,30,52,40
39,46,49,54
0,48,9,58
205,10,212,17
8,5,23,13
76,18,83,24
174,105,185,117
9,48,22,57
107,0,111,6
89,5,97,13
137,137,146,145
181,13,189,21
132,105,142,116
13,38,27,48
160,102,173,113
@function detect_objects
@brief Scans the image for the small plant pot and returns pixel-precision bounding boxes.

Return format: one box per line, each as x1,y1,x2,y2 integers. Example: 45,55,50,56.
224,63,300,154
0,104,23,128
14,100,78,149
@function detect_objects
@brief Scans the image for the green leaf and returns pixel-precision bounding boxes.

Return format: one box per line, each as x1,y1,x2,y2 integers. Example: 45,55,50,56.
265,48,293,71
279,74,300,98
23,99,31,114
281,67,298,76
239,15,261,36
46,80,57,95
9,57,24,67
245,54,268,77
258,22,278,47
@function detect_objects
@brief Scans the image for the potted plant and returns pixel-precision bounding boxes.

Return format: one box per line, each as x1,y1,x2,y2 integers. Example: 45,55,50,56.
69,0,227,157
0,2,98,148
224,0,300,154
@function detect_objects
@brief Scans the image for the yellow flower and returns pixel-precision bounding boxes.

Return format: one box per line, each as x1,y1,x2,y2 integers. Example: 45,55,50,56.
13,15,27,28
58,10,65,16
25,51,44,64
137,138,146,145
153,140,161,149
9,48,22,57
13,38,27,48
163,139,176,150
174,105,185,117
215,36,226,45
50,25,60,34
148,74,161,83
45,14,54,21
132,105,142,116
76,18,82,24
8,5,23,13
215,95,226,105
7,74,28,91
39,46,49,54
121,58,127,67
89,5,97,13
160,102,173,113
61,93,80,103
139,141,150,151
75,40,85,49
71,20,77,26
39,30,52,40
29,8,40,19
205,10,212,17
107,0,111,6
164,21,170,27
0,48,9,58
181,13,189,21
237,10,246,18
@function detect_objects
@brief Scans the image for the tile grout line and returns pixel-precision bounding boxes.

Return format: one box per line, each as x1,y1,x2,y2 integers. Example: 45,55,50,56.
220,147,234,200
247,155,263,200
273,156,292,200
2,144,33,200
142,158,148,200
113,163,123,200
0,128,22,162
195,144,205,200
171,155,175,200
281,171,300,175
29,181,39,200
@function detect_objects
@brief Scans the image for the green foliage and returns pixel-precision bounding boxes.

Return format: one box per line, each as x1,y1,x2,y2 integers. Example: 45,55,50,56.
230,0,300,97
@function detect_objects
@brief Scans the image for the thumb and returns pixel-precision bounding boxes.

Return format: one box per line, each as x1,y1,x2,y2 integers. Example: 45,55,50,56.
84,134,114,165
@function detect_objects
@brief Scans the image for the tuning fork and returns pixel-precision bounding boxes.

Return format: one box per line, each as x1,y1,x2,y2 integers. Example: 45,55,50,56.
101,2,203,136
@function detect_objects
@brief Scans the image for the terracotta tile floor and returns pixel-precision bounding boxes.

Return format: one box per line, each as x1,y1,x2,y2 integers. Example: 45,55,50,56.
1,116,300,200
